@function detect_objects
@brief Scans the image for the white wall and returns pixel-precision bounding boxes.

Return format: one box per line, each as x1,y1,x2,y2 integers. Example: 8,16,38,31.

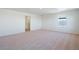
42,9,79,34
31,15,42,31
0,9,42,36
1,8,78,36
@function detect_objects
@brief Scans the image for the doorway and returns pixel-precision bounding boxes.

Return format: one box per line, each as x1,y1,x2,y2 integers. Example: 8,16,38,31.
25,16,31,32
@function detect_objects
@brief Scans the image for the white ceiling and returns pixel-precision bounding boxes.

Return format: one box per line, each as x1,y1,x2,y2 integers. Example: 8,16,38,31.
5,8,75,15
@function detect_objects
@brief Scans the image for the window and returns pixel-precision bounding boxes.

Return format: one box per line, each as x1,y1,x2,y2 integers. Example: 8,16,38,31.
58,17,67,26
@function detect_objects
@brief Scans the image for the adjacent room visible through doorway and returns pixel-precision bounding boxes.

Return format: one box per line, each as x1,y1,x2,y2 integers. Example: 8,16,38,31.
25,16,31,32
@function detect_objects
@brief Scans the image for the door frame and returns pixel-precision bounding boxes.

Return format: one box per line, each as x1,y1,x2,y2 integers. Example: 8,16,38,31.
25,16,31,32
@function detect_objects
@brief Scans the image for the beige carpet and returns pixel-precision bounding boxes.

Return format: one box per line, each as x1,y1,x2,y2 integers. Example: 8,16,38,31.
0,30,79,50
